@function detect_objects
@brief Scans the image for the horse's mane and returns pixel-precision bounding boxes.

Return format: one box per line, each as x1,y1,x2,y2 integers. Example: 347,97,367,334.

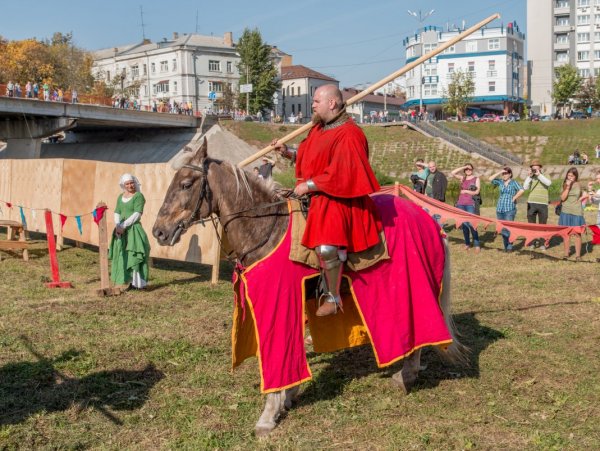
170,146,281,203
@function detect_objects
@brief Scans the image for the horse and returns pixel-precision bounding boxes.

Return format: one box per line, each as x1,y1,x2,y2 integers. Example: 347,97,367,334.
152,138,467,436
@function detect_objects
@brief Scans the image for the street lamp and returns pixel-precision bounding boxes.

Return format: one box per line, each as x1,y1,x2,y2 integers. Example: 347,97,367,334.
407,9,435,116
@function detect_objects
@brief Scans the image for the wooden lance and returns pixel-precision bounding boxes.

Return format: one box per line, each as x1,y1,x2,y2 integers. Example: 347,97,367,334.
237,12,501,168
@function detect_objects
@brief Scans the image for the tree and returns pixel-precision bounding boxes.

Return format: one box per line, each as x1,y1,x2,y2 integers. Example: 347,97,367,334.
236,28,279,114
552,64,581,115
441,70,475,119
0,33,94,93
576,77,599,112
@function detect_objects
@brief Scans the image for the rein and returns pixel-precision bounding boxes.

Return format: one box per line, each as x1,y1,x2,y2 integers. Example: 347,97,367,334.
175,161,298,265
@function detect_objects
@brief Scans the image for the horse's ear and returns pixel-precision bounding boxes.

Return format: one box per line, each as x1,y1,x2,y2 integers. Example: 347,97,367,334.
198,137,208,161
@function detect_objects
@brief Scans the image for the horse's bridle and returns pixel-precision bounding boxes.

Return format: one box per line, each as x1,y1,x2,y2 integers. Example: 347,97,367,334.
170,160,212,245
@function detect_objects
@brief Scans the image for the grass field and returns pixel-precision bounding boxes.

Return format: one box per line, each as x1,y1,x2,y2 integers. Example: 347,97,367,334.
1,204,599,449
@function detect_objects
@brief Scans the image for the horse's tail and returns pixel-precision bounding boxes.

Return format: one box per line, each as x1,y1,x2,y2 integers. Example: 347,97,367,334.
436,237,470,366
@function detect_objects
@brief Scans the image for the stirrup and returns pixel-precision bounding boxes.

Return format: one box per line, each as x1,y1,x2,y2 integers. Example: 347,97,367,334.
316,293,342,317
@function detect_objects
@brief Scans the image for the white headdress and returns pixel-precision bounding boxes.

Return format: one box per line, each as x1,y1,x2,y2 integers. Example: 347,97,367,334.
119,173,141,192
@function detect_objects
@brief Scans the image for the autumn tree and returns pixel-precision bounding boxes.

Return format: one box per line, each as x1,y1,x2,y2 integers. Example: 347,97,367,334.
236,28,279,114
0,33,94,92
576,77,600,112
441,69,475,119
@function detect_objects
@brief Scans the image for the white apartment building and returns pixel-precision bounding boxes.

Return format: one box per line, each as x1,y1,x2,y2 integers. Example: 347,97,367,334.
92,32,240,112
527,0,600,115
401,23,526,118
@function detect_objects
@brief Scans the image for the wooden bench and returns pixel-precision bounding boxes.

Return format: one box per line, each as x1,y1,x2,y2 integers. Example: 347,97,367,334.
0,220,29,261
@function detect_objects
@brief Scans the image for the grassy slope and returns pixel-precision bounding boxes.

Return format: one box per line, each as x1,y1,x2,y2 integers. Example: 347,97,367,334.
0,229,599,449
447,119,600,165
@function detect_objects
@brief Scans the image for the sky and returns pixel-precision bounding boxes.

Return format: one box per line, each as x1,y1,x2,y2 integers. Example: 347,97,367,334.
1,0,525,88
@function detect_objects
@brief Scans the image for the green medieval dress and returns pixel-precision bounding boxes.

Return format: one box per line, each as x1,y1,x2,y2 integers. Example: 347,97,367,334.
108,192,150,286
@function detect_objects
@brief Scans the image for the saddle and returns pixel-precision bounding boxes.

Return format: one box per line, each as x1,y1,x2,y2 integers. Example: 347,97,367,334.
288,198,389,271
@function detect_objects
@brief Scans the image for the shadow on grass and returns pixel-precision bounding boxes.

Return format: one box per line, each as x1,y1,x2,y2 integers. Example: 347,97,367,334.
299,312,503,405
0,337,163,426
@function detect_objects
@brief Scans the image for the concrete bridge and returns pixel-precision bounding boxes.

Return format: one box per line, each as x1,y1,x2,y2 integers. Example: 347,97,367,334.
0,97,200,158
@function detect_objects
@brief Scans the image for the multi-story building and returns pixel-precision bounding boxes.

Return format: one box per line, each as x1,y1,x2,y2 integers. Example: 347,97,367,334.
92,32,240,112
401,22,526,118
527,0,600,115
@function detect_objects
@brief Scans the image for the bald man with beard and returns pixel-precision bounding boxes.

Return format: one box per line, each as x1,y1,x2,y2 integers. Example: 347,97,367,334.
273,84,381,316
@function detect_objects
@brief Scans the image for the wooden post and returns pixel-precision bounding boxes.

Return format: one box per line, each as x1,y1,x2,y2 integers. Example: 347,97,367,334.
394,181,400,197
237,13,501,168
96,201,122,296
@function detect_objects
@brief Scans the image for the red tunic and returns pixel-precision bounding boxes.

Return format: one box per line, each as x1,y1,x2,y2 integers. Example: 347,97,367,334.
296,118,381,252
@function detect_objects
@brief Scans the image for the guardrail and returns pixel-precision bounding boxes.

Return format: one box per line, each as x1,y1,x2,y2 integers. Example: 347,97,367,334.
409,120,522,166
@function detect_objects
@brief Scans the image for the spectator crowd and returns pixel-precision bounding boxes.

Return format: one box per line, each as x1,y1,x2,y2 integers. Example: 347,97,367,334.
410,158,600,261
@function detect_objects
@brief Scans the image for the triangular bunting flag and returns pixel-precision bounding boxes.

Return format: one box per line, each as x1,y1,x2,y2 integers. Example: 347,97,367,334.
93,206,108,225
75,216,83,235
19,206,27,229
59,214,67,229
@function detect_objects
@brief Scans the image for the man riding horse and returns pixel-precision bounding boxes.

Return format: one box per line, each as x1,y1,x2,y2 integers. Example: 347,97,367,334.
273,84,381,316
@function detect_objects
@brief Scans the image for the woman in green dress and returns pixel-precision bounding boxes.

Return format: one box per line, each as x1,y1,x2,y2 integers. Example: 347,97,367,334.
109,174,150,289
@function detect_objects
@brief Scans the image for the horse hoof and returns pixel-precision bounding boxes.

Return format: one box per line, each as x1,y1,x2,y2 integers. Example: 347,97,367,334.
391,373,412,395
255,423,276,438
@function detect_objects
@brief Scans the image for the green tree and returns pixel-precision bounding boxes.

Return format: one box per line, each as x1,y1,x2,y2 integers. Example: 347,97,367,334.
552,64,581,115
236,28,279,114
441,69,475,119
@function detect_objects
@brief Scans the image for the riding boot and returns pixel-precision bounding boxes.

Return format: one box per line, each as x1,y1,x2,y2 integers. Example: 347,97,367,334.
315,245,346,317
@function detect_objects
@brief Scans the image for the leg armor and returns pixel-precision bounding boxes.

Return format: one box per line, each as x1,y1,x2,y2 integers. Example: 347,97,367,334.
315,245,347,316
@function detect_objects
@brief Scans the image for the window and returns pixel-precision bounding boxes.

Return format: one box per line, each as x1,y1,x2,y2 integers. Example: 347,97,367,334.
595,67,600,76
209,60,221,72
298,104,301,113
406,46,415,58
578,32,591,42
227,61,233,73
424,66,437,76
153,81,169,93
556,51,569,62
595,14,600,22
595,50,600,59
423,84,437,96
208,81,223,92
488,60,497,77
578,50,590,60
556,16,570,26
448,63,455,73
442,45,455,54
408,86,415,97
596,32,600,41
160,60,168,72
488,38,500,50
466,41,477,52
579,68,591,77
143,85,148,95
297,86,301,96
143,64,147,75
172,59,177,71
151,63,156,74
488,81,496,92
131,65,139,79
468,61,475,72
291,104,295,114
577,14,591,25
578,0,590,6
556,0,569,6
106,70,111,82
556,34,569,44
173,81,178,92
423,43,436,54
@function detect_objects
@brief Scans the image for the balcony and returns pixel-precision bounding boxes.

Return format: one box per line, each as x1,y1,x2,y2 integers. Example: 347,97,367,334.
554,23,574,33
487,70,498,77
554,6,570,15
554,41,570,50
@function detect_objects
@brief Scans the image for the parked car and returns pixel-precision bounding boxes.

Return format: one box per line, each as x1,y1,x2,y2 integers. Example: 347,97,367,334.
479,113,498,122
507,113,520,122
540,115,552,121
461,116,475,122
569,111,588,119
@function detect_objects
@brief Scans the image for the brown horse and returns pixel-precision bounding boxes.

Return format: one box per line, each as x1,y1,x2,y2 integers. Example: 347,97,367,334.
152,138,466,436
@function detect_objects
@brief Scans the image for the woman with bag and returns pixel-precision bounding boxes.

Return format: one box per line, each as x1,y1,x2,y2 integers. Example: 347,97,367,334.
451,164,481,252
559,168,588,261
